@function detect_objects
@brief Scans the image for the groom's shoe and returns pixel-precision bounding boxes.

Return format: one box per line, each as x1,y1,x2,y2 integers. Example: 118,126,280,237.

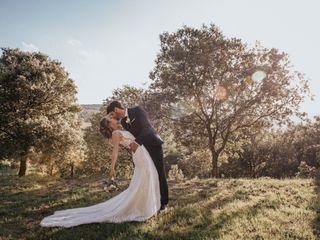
158,204,169,213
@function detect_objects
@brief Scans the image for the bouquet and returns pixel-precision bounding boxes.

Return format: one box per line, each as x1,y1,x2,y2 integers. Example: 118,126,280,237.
103,177,118,192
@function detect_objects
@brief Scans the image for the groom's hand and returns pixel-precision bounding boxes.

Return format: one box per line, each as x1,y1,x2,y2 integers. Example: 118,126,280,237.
129,142,139,153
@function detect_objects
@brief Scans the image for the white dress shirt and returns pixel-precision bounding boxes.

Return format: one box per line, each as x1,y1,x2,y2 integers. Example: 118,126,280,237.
124,108,139,146
124,108,130,123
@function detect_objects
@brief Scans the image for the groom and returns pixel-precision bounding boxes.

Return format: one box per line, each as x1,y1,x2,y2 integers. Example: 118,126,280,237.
106,101,169,211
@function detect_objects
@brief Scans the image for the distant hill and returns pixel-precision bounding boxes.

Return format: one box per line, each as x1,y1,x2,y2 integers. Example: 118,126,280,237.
80,104,102,129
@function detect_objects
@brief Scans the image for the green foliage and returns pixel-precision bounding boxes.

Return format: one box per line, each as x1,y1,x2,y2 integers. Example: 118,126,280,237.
168,164,185,180
178,149,212,178
296,161,316,178
102,84,173,135
96,85,174,178
220,117,320,178
0,48,84,176
149,24,311,177
0,23,318,180
80,112,134,178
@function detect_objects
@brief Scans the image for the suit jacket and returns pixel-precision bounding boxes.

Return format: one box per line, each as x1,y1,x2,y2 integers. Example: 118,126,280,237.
120,106,164,146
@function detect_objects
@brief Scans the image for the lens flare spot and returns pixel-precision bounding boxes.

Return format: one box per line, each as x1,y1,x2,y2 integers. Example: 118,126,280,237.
214,85,227,100
252,70,267,82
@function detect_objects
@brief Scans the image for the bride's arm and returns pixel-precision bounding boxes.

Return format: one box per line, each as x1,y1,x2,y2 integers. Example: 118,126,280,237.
109,132,121,178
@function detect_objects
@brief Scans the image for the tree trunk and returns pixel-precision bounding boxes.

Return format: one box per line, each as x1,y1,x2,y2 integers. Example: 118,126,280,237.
18,155,27,177
206,124,220,178
250,160,254,178
210,149,219,178
70,163,74,178
49,164,54,176
47,156,54,176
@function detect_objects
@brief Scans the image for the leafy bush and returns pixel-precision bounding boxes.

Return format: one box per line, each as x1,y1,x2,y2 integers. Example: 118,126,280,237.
168,164,185,180
296,161,316,178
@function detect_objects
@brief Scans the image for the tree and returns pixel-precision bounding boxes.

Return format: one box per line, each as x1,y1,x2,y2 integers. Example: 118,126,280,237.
102,84,171,134
81,86,145,178
82,111,134,178
102,85,182,174
84,85,178,178
149,24,311,177
219,116,320,178
0,48,83,176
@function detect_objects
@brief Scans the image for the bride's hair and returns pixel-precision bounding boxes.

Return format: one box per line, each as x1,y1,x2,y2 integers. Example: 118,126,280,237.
99,117,113,139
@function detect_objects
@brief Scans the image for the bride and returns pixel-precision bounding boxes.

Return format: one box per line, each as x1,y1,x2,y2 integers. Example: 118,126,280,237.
40,114,161,228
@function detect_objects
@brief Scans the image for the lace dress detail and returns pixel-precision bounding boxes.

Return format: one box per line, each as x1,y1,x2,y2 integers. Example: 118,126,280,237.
40,130,161,228
112,129,134,149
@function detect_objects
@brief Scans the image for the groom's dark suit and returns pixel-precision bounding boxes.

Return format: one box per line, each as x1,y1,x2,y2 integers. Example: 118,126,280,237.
120,106,169,206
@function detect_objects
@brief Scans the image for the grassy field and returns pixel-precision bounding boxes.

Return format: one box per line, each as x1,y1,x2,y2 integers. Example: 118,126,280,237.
1,174,320,240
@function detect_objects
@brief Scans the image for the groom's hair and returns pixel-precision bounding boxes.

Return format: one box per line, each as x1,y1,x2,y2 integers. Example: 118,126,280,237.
107,100,124,114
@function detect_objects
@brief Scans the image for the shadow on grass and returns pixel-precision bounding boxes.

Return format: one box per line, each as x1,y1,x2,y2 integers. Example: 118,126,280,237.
312,172,320,237
31,221,146,240
1,175,267,240
31,193,243,240
27,179,231,240
0,175,130,240
146,192,265,240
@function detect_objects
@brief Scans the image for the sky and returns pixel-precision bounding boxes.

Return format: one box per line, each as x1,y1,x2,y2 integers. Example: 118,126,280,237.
0,0,319,118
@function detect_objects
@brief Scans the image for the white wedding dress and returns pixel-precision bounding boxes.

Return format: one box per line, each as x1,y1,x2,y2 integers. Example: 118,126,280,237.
40,130,161,228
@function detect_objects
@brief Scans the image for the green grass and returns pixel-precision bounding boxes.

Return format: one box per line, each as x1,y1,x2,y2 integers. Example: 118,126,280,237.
1,174,320,240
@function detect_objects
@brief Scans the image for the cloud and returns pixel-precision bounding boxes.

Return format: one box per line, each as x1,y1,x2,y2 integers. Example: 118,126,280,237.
66,39,102,64
78,49,91,59
22,42,40,52
66,38,90,62
67,38,83,47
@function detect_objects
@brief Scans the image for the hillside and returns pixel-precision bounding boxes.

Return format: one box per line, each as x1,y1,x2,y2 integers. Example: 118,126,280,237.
80,104,102,129
1,175,319,240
